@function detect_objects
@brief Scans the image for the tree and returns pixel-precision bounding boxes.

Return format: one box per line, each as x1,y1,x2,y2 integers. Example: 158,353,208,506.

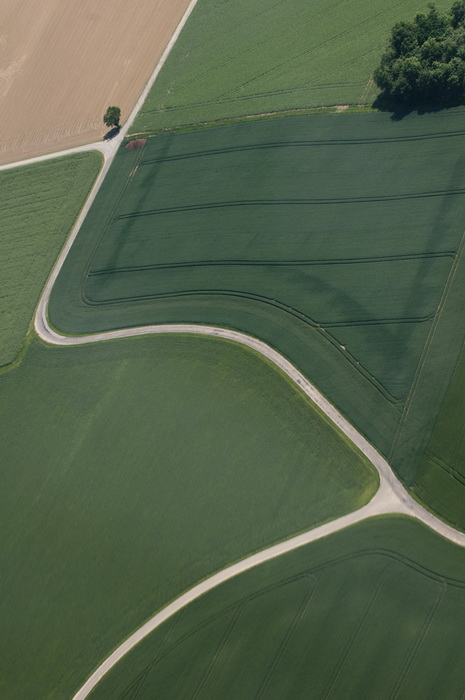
451,0,465,28
374,2,465,106
390,21,419,57
103,106,121,129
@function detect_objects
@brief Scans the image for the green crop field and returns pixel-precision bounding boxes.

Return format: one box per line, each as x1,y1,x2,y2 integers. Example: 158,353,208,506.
414,342,465,529
49,109,465,501
88,516,465,700
0,335,375,699
130,0,451,135
4,0,465,697
0,151,101,368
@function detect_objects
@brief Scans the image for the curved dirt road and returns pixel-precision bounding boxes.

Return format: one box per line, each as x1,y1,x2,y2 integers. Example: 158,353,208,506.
70,477,405,700
0,0,462,695
0,141,109,172
43,322,464,699
36,320,465,551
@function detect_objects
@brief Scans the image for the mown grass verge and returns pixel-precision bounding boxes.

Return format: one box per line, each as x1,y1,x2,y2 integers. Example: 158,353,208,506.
89,516,465,700
127,104,373,141
0,334,376,699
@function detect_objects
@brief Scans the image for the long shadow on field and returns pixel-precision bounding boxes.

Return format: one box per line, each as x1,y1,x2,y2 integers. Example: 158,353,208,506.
372,94,465,120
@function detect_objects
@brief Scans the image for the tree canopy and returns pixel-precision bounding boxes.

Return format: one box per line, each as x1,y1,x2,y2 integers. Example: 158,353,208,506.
374,2,465,105
103,106,121,129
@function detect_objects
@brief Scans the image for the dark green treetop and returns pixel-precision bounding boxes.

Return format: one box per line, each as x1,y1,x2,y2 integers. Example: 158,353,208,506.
103,106,121,129
374,2,465,105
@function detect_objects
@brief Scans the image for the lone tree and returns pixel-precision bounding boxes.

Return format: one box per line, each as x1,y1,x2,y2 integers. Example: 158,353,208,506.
374,1,465,106
103,106,121,129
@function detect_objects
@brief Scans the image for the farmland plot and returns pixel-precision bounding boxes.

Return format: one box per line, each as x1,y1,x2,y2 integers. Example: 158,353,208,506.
131,0,452,134
49,109,465,487
0,335,375,699
415,343,465,529
88,517,465,700
0,151,101,367
0,0,191,163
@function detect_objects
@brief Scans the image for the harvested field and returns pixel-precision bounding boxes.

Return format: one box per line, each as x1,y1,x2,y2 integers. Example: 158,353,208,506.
0,335,375,698
0,0,191,164
88,517,465,700
0,151,101,367
49,110,465,486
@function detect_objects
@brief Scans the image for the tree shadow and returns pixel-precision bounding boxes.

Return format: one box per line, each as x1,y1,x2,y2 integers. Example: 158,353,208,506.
372,92,465,121
103,126,121,141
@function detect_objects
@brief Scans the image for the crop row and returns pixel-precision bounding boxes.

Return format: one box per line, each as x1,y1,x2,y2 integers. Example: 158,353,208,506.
88,518,465,700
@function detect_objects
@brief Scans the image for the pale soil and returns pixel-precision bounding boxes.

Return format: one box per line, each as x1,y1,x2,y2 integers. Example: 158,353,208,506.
0,0,191,164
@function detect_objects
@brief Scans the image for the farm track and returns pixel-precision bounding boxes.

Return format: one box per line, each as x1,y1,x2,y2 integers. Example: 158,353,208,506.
1,0,464,695
112,191,465,219
0,140,110,171
89,251,454,275
83,285,435,327
139,86,359,119
32,323,465,699
136,130,465,165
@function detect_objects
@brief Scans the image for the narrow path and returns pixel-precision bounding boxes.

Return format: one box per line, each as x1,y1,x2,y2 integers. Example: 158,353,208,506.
0,0,458,695
38,322,465,698
0,141,110,172
70,478,405,700
36,320,465,550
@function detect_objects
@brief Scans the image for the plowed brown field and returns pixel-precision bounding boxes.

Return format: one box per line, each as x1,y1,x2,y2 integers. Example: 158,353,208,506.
0,0,191,164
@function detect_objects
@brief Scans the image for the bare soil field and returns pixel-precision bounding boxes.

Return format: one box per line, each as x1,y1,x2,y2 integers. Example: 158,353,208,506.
0,0,191,164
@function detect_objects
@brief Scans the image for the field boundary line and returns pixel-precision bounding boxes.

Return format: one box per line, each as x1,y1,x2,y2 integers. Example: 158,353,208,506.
255,578,317,699
320,562,394,700
13,0,465,693
0,141,109,171
389,228,465,462
389,579,446,700
191,603,245,700
67,489,406,700
32,318,465,698
359,77,374,104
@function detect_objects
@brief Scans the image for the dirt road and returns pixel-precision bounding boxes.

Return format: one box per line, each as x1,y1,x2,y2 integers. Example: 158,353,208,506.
0,0,462,694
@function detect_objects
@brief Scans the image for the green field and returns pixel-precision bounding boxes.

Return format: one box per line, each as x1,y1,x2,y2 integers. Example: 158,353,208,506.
49,109,465,494
130,0,451,135
414,341,465,529
0,152,101,367
0,335,375,699
5,1,465,698
88,516,465,700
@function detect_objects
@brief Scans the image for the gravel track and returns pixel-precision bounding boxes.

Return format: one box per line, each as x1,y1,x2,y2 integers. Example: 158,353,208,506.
1,0,464,694
33,330,465,700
